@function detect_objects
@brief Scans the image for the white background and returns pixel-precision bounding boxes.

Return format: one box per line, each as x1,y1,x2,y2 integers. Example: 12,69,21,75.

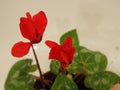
0,0,120,90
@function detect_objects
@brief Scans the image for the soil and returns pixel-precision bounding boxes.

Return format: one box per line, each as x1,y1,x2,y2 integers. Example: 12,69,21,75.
34,71,92,90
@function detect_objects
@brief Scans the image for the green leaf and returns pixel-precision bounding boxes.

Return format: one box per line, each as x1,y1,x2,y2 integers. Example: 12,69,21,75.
5,59,35,90
50,60,61,75
79,46,108,75
67,55,83,74
84,71,120,90
60,29,79,50
51,73,78,90
84,76,92,89
29,64,38,72
67,46,108,75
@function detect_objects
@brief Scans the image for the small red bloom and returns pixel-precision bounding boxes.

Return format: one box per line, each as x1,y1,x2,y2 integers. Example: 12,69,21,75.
12,11,47,57
45,37,75,68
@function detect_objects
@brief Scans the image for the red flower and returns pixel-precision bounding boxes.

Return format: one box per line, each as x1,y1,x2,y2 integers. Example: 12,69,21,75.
45,37,75,68
11,11,47,57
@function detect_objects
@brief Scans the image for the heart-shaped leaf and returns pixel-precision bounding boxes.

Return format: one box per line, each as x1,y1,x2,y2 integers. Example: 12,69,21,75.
60,29,79,50
79,46,107,75
51,73,78,90
84,71,120,90
67,46,107,75
5,59,35,90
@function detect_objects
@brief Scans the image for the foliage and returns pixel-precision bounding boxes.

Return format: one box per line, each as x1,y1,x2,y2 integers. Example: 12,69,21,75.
51,73,78,90
5,59,37,90
51,29,120,90
5,29,120,90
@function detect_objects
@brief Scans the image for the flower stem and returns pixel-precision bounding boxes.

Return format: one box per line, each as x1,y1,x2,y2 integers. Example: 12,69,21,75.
60,65,66,75
31,44,45,89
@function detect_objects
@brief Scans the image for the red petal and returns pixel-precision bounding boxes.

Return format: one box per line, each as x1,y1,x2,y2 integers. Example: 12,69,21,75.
62,37,73,53
46,37,75,69
62,37,72,48
68,47,75,62
45,40,58,48
33,11,47,36
49,46,63,61
49,47,69,68
26,12,32,20
11,41,31,57
49,46,69,64
62,37,75,64
20,17,36,41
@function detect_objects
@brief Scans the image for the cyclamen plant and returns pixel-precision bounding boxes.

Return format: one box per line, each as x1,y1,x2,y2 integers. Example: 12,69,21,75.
5,11,120,90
